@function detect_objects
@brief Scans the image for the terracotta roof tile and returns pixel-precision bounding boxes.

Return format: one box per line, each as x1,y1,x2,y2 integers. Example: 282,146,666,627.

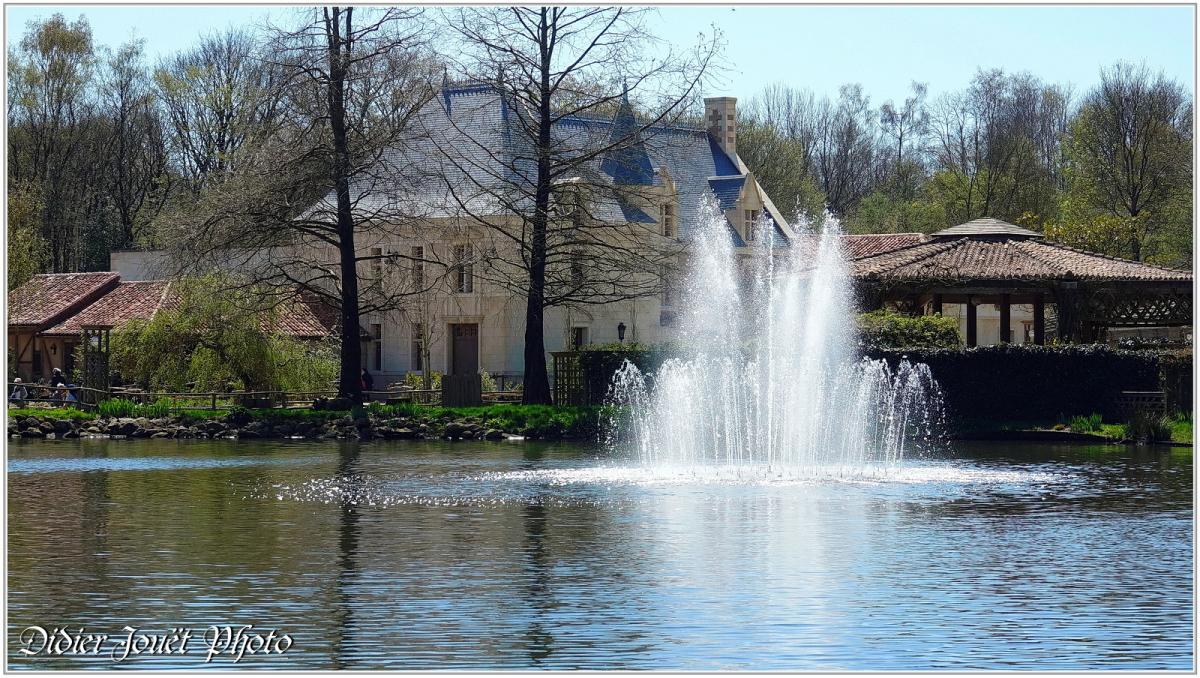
43,281,172,335
841,233,931,259
7,273,120,329
266,297,334,339
852,237,1193,283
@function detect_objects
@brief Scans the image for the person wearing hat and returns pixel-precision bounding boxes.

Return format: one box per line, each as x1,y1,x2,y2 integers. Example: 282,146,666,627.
48,367,67,388
9,378,27,404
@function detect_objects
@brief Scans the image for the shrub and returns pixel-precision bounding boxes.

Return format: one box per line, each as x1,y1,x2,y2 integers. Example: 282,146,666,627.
858,309,961,351
109,275,338,392
1067,412,1103,433
97,397,171,419
576,345,671,405
1121,411,1173,443
403,371,442,390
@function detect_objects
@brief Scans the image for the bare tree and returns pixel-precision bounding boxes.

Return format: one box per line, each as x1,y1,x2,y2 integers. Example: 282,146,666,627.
812,84,878,216
1063,62,1189,261
99,39,169,248
879,81,929,199
153,28,283,192
437,6,719,404
162,6,440,401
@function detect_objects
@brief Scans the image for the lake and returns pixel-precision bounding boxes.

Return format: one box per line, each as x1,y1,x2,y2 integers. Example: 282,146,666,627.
6,438,1193,670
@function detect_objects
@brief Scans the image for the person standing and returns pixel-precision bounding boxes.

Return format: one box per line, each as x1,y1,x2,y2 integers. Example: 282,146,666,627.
361,368,375,394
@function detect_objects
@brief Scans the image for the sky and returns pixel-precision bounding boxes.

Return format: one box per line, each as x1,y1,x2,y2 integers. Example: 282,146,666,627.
5,4,1195,107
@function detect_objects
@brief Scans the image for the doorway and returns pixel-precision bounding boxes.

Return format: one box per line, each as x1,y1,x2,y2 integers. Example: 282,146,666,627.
450,323,479,375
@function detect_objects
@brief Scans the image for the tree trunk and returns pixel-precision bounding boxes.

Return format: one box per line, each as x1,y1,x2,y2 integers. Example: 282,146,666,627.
520,8,555,406
327,6,363,402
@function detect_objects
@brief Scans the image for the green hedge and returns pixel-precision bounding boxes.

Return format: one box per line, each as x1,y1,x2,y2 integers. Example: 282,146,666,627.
858,309,962,351
577,345,669,405
866,344,1187,422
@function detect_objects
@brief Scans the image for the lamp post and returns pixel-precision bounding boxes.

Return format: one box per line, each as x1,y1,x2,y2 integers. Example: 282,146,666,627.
617,322,626,344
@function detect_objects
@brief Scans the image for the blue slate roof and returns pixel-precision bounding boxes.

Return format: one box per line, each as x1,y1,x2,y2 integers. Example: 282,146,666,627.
707,176,747,210
335,84,788,245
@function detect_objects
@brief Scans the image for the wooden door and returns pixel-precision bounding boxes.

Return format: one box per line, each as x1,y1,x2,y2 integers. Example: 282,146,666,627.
450,323,479,375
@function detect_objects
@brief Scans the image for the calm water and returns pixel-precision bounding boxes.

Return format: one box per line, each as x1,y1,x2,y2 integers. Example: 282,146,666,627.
7,438,1194,670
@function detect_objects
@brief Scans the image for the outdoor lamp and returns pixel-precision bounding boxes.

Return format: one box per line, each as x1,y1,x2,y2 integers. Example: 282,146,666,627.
618,322,627,343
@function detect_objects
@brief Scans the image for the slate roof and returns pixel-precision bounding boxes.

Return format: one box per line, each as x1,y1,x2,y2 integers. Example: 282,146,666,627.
324,84,791,247
851,237,1192,283
8,273,120,329
43,281,172,335
708,175,747,210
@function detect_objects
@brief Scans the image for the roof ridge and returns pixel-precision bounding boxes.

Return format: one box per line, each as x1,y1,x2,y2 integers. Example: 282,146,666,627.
998,239,1074,278
854,236,960,264
1035,239,1193,274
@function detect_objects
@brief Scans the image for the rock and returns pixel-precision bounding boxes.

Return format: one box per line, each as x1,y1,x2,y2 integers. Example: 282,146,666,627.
20,430,45,438
52,419,73,435
484,429,504,440
354,416,371,429
38,421,55,434
62,430,80,439
150,431,171,439
107,420,137,437
443,422,467,439
22,416,41,428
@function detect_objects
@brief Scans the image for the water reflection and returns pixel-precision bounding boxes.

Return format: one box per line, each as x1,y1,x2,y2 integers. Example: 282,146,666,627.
7,439,1193,670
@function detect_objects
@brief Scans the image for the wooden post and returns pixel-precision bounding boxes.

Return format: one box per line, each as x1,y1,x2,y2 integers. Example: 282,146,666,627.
999,294,1011,343
966,296,978,347
1033,294,1045,345
931,293,943,316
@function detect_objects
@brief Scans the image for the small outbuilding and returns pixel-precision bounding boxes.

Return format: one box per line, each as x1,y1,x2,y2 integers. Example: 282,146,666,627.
851,218,1192,346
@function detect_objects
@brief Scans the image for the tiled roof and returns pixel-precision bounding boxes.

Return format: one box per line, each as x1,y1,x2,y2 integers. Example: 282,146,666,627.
841,233,931,259
931,218,1043,239
851,237,1192,283
266,296,334,339
43,281,171,335
8,273,119,329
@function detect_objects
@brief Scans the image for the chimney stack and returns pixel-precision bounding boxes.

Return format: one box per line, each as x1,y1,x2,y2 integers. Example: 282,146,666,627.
704,97,737,158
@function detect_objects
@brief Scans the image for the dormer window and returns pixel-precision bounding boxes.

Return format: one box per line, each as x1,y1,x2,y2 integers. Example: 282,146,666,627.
744,209,760,241
660,202,676,238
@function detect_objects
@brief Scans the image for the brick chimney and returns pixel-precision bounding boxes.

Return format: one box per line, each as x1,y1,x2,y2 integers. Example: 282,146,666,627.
705,97,737,158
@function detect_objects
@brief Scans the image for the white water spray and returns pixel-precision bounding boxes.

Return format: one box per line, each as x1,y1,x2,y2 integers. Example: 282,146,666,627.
608,198,941,479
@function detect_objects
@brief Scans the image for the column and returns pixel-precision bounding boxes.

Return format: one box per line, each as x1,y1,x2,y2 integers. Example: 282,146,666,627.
999,293,1011,343
966,296,977,347
1033,294,1045,345
931,293,943,316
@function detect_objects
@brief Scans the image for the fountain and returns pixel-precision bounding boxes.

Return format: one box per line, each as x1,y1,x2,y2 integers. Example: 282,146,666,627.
609,197,941,479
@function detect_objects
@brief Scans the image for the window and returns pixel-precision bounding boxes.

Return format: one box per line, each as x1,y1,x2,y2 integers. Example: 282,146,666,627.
370,247,383,276
744,209,760,241
570,327,587,351
453,244,473,293
411,246,424,290
370,323,383,371
570,250,584,288
659,202,676,238
410,323,424,371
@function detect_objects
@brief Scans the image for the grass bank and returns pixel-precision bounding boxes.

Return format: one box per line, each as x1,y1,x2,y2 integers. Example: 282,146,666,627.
9,402,609,441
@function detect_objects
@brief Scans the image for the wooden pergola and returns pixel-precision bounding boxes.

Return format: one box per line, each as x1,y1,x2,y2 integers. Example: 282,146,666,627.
850,219,1193,346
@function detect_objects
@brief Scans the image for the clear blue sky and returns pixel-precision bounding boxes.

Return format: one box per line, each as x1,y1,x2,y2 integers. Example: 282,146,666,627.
6,4,1194,107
